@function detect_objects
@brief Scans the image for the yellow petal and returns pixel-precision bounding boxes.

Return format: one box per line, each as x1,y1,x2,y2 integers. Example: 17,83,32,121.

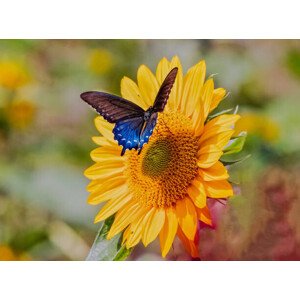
201,78,214,120
154,56,184,112
90,145,120,155
87,180,101,193
90,148,125,163
87,159,124,170
137,65,159,107
86,176,126,193
107,199,141,239
193,104,205,137
85,166,124,181
87,174,125,194
122,207,148,245
169,56,183,111
142,209,165,246
200,129,234,150
198,123,233,144
88,183,128,205
176,197,197,240
187,179,207,208
159,207,178,257
197,145,223,169
181,60,206,117
155,57,174,112
156,57,171,84
195,206,212,226
94,193,132,223
92,136,114,147
122,225,131,245
125,209,151,248
84,162,125,180
205,180,233,198
94,116,115,142
177,226,200,258
204,114,241,132
210,88,227,112
121,76,148,110
199,161,229,181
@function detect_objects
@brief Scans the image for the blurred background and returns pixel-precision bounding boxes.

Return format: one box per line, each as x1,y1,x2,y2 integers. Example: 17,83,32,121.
0,40,299,261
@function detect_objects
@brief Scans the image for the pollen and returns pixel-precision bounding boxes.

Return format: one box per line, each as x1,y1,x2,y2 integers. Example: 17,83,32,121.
125,111,199,208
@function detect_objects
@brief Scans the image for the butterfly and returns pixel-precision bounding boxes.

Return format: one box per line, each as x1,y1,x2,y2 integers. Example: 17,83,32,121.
80,67,178,156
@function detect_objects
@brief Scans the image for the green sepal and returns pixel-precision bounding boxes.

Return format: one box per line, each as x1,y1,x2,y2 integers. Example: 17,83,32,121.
207,108,234,121
223,131,247,156
207,105,239,122
220,154,251,166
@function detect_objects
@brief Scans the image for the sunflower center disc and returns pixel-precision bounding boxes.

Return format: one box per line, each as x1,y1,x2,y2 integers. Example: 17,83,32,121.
125,111,199,208
142,139,172,177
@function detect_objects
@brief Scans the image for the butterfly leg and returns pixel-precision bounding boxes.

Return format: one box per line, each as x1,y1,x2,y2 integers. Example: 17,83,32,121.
120,147,126,156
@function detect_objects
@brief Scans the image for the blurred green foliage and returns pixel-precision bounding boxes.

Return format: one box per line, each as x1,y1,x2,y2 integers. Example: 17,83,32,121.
286,48,300,78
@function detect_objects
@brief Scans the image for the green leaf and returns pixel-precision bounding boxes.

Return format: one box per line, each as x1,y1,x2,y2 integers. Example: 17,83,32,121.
86,215,132,261
286,49,300,78
221,154,251,166
113,245,132,261
223,132,247,156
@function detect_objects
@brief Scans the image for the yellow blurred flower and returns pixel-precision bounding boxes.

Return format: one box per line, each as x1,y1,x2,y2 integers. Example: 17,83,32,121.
6,99,36,130
0,245,31,261
88,48,114,75
0,245,17,260
0,60,30,89
234,113,279,142
85,56,240,258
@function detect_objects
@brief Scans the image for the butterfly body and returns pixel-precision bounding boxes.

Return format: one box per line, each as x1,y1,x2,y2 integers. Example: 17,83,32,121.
143,107,153,121
81,67,178,156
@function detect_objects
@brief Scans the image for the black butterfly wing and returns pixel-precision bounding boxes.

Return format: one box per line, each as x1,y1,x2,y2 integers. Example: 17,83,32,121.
81,67,178,156
81,91,146,156
80,91,145,123
152,67,178,112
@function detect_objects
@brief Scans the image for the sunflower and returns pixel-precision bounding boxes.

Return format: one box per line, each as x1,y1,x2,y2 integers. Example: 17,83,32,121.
88,48,114,75
0,60,30,90
84,56,240,258
6,99,36,130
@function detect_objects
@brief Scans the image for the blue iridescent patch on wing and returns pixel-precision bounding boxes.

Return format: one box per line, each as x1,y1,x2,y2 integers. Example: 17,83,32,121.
113,117,144,155
139,113,158,148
